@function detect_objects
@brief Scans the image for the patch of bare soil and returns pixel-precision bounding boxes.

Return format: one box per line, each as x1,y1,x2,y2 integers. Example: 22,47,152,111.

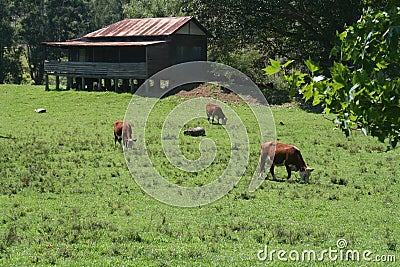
174,83,293,106
174,83,323,114
175,84,244,103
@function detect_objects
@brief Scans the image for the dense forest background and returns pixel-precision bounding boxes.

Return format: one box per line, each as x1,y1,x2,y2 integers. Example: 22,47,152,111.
0,0,387,85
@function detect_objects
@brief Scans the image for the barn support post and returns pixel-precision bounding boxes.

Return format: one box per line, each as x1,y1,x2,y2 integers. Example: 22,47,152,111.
105,79,111,90
122,79,129,92
114,78,118,92
75,77,80,90
55,76,60,90
97,78,102,91
81,77,85,90
87,80,93,91
45,74,49,91
130,79,134,93
67,77,71,90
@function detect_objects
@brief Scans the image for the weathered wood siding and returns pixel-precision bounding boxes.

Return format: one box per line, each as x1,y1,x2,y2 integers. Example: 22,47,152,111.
44,61,147,79
146,43,171,77
69,47,146,63
145,35,207,77
171,35,207,64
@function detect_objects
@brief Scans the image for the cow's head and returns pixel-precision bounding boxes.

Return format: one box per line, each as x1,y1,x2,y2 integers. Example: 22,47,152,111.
126,139,133,149
222,117,228,125
299,167,314,183
124,138,137,149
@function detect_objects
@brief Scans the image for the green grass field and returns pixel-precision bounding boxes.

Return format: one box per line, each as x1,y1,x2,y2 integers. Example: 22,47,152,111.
0,85,398,266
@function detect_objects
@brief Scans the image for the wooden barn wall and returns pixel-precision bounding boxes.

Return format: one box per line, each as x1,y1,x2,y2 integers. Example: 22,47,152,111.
146,43,171,77
68,47,146,63
170,35,207,64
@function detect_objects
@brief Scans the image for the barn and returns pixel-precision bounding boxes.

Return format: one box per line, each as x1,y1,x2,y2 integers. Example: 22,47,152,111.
42,16,210,92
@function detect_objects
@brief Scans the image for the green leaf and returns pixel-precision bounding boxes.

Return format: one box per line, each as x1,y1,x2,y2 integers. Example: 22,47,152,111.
263,59,281,75
305,59,319,74
291,71,307,87
375,61,388,70
282,60,294,68
302,83,314,101
324,107,331,114
312,90,322,106
331,80,344,90
338,30,348,41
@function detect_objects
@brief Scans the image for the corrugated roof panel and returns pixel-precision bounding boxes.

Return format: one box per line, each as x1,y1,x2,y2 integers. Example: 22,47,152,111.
84,17,194,38
42,41,166,47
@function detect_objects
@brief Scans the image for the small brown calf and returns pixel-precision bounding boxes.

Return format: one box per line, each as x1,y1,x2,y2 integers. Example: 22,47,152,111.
114,121,135,149
259,142,314,183
206,103,227,125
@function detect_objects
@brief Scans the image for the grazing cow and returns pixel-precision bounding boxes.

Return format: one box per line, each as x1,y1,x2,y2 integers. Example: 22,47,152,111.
259,142,314,183
206,103,227,125
114,121,135,149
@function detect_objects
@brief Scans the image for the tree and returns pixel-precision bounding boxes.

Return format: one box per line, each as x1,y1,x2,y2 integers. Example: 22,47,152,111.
0,0,15,83
16,0,49,84
186,0,364,67
123,0,185,18
265,1,400,148
89,0,130,30
16,0,92,84
45,0,91,61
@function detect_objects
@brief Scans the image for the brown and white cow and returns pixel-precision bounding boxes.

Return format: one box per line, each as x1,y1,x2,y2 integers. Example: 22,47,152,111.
259,141,314,183
206,103,227,125
114,121,135,149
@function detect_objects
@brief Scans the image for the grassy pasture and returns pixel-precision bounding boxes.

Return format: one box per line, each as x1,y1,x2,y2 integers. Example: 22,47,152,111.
0,84,399,266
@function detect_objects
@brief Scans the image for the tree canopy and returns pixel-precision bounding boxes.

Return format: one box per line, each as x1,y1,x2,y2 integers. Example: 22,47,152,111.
265,0,400,148
0,0,15,83
186,0,364,66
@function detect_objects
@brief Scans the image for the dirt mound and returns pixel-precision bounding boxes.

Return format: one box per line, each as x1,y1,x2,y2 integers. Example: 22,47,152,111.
175,83,292,105
175,84,243,103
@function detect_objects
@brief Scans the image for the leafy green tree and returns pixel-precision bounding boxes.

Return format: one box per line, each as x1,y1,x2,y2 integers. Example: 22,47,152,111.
186,0,364,67
46,0,91,41
17,0,49,84
45,0,91,61
16,0,92,84
265,1,400,148
2,46,24,84
0,0,15,83
124,0,185,18
89,0,130,30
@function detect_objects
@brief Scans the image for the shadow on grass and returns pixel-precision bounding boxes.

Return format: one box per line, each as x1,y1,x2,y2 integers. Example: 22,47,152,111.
0,135,15,140
262,175,307,184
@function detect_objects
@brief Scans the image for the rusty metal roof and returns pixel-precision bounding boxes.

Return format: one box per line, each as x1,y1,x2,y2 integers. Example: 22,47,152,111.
84,16,199,38
42,40,166,48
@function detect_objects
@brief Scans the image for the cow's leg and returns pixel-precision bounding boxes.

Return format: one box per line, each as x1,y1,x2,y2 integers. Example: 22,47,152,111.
270,164,277,180
114,134,118,147
285,165,292,180
122,136,127,148
259,154,266,178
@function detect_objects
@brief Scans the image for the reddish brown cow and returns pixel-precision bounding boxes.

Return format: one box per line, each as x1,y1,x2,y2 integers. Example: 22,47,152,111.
114,121,135,149
206,103,227,125
259,142,314,183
